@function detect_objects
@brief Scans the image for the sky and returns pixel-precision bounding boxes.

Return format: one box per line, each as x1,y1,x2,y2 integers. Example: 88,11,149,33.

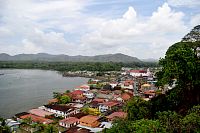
0,0,199,59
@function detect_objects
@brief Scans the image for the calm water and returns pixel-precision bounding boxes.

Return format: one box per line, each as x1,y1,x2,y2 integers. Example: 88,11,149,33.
0,69,88,118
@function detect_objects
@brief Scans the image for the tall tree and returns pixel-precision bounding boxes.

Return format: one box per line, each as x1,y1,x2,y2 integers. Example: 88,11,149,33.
157,41,200,110
124,97,152,120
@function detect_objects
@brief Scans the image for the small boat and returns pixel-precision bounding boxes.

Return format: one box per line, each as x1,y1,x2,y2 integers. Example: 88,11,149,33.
0,73,4,76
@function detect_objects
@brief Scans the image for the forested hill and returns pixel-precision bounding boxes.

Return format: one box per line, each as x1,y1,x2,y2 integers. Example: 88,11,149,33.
182,25,200,42
0,53,142,63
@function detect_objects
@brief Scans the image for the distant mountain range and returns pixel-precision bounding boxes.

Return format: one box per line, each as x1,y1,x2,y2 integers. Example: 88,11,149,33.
0,53,153,63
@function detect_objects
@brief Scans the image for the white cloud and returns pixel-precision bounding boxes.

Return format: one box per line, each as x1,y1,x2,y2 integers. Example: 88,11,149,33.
0,0,89,55
190,14,200,27
22,39,43,54
167,0,200,7
80,3,187,58
0,27,13,37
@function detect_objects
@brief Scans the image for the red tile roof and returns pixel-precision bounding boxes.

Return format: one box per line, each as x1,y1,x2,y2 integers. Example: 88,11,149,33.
72,95,86,100
92,98,105,103
107,112,127,120
44,104,75,112
77,85,90,90
144,90,155,95
59,117,79,124
121,93,131,101
71,90,83,95
29,109,54,117
101,101,119,107
79,115,99,124
48,98,59,104
20,114,53,124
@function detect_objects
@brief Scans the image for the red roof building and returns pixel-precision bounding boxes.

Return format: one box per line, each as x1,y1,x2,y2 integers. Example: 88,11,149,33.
20,114,53,124
99,101,120,112
71,90,84,96
76,85,90,91
59,117,79,128
29,109,54,117
107,112,127,121
48,98,59,104
101,101,119,107
121,93,131,101
79,115,100,128
92,98,105,103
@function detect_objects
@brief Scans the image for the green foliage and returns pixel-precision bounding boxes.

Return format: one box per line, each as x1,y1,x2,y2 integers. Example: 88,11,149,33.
44,125,58,133
59,95,71,104
104,119,166,133
188,105,200,115
65,90,71,93
156,111,182,132
52,92,61,99
181,112,200,132
22,117,32,124
124,97,152,121
154,41,200,115
159,41,200,85
0,61,158,72
129,119,166,133
180,105,200,132
0,118,10,133
81,107,89,114
0,126,10,133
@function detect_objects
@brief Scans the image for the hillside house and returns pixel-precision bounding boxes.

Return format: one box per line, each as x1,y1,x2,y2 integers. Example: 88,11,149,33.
44,104,80,118
59,117,79,128
79,115,100,128
99,101,119,112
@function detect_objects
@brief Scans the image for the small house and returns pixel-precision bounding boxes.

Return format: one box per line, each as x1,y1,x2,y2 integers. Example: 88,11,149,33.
59,117,79,128
99,101,119,112
29,108,54,118
106,112,127,121
44,104,80,118
19,114,53,124
79,115,100,128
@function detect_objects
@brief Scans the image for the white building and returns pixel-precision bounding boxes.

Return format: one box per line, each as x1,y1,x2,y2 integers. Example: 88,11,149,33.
99,101,119,112
109,82,118,89
43,105,80,118
129,70,147,77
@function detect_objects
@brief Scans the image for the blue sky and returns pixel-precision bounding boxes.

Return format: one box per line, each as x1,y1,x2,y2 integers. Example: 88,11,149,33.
0,0,199,59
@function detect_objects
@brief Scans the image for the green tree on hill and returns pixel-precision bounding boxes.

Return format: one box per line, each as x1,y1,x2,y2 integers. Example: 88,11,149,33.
59,95,71,104
155,41,200,113
124,97,152,121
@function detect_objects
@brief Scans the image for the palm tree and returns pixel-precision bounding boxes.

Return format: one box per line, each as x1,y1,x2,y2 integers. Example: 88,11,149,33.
0,117,10,133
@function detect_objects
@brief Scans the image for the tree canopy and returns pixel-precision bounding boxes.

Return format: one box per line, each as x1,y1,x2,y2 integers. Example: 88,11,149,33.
156,41,200,112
